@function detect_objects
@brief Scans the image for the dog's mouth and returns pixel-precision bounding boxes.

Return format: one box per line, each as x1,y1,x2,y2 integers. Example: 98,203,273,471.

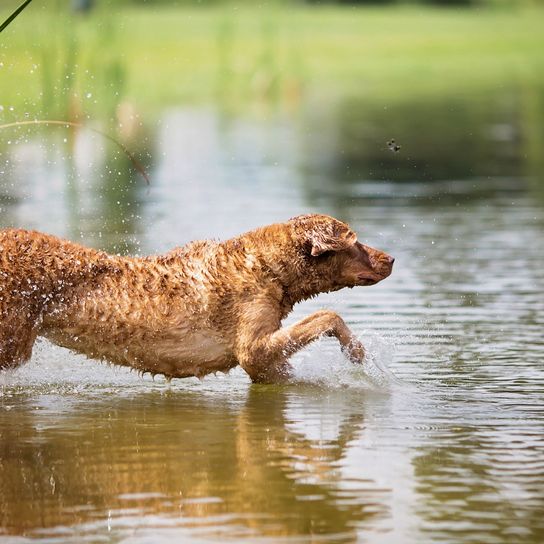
357,277,379,286
356,269,392,286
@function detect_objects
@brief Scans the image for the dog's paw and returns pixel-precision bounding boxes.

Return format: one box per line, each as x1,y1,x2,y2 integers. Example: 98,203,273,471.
342,339,365,364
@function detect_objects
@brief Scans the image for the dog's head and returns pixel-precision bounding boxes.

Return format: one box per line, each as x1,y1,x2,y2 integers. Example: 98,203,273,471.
288,214,394,290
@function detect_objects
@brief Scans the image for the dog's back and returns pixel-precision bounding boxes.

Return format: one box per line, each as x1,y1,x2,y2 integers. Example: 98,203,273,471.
0,229,112,289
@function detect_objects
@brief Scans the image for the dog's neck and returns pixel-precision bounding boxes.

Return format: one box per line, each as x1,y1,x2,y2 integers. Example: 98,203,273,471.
281,271,344,309
234,227,343,310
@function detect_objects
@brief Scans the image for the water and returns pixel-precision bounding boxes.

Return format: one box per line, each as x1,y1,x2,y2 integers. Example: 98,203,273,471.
1,106,544,543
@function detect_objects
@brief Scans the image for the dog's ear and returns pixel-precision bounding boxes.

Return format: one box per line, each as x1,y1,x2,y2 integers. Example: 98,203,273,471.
309,224,357,256
289,214,358,256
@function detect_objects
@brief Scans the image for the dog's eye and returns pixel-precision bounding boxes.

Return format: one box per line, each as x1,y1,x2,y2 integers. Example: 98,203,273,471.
314,250,334,260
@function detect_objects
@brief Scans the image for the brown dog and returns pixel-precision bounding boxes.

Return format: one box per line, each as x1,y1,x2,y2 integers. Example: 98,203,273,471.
0,214,394,383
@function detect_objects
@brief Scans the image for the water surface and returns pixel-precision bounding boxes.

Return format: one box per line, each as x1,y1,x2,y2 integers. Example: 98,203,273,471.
1,105,543,543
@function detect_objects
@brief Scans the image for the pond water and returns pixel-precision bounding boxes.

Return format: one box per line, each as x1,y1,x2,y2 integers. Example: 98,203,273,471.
1,104,544,543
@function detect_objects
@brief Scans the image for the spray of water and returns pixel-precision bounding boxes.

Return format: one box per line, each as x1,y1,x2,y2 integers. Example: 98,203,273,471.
0,333,401,394
288,331,400,390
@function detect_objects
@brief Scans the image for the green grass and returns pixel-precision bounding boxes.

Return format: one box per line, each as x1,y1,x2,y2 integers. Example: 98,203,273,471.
0,3,543,120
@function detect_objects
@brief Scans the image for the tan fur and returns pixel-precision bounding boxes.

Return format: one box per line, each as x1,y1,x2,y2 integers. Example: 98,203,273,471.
0,214,394,383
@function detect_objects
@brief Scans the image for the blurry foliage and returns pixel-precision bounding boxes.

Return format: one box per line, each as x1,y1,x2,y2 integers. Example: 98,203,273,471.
110,0,537,6
0,0,127,122
2,2,540,115
1,0,542,118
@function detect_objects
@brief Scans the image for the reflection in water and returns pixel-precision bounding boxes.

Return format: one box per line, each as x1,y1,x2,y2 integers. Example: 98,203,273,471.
0,388,386,541
414,425,544,543
65,125,149,254
522,77,544,198
302,91,542,185
0,125,149,254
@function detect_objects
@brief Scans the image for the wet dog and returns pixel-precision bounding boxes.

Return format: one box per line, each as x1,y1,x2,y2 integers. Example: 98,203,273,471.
0,214,394,383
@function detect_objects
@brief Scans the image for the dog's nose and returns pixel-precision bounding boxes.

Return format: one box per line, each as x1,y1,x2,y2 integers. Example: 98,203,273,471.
388,256,395,265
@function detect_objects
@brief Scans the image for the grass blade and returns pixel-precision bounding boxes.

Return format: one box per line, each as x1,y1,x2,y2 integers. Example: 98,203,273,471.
0,0,34,34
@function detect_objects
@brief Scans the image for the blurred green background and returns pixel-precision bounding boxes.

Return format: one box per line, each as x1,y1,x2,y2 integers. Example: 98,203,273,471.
1,0,543,191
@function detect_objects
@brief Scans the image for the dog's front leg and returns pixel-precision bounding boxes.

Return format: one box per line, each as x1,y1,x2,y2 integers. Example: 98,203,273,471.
236,309,364,384
272,310,365,364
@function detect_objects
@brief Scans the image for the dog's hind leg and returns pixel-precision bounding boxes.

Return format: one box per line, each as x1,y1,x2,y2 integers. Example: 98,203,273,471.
0,308,38,370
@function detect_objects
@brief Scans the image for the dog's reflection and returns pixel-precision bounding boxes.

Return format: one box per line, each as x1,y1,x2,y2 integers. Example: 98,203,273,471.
0,386,390,539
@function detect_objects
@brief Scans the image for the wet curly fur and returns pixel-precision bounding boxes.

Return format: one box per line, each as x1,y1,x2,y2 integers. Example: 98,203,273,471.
0,214,394,383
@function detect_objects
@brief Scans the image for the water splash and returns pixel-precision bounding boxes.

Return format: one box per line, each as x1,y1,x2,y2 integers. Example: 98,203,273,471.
0,333,401,396
289,331,400,390
0,339,150,397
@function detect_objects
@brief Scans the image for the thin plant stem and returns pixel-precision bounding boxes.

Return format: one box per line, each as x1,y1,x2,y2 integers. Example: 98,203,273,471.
0,119,150,184
0,0,34,34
